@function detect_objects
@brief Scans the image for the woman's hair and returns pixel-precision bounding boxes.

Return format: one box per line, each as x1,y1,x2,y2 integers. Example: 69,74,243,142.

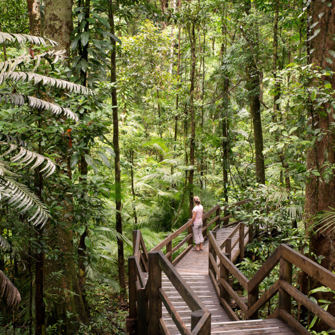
193,196,201,204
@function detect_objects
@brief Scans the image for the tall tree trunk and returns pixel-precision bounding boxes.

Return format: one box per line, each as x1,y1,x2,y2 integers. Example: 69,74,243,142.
304,1,335,331
245,0,265,185
221,11,229,203
273,0,290,190
27,0,41,36
188,21,196,217
77,0,90,304
109,1,126,302
44,0,73,54
44,1,88,331
34,156,45,335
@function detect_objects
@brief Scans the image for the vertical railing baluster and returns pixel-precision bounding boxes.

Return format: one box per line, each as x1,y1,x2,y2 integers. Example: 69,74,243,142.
137,288,148,335
239,222,245,259
166,241,172,262
216,206,221,227
148,252,161,335
279,245,293,315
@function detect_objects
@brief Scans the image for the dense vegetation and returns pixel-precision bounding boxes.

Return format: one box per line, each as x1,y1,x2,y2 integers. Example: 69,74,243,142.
0,0,335,334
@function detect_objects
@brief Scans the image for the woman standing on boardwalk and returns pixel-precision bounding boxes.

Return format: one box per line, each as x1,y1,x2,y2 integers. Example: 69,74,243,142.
190,196,204,251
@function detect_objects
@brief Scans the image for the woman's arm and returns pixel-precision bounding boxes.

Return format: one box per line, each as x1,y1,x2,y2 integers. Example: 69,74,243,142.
190,210,196,224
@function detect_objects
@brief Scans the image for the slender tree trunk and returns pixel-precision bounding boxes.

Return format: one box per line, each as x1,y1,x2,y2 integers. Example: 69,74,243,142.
245,0,265,184
77,0,90,309
304,1,335,331
131,150,137,224
188,21,196,217
27,0,41,36
273,0,290,189
109,1,126,301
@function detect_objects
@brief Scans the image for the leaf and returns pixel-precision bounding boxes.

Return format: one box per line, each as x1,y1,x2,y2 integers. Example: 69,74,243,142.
309,315,318,329
84,236,91,247
103,146,115,157
105,31,122,44
0,270,21,308
81,32,90,46
289,127,298,135
97,151,111,168
70,153,79,168
329,50,335,58
311,90,317,101
310,286,333,294
84,154,98,173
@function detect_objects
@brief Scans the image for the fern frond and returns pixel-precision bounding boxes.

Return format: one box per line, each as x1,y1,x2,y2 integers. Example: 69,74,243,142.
0,235,10,251
0,32,57,47
0,170,50,226
0,93,79,121
0,270,21,308
0,49,66,75
0,141,56,178
0,72,93,95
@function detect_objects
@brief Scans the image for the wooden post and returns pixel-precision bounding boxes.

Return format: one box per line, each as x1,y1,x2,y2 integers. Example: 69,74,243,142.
212,231,217,279
226,238,232,261
166,241,172,262
137,288,148,335
249,225,254,243
209,235,214,275
279,245,293,314
192,310,211,334
220,255,230,303
148,252,161,335
203,218,208,240
191,310,204,331
239,223,245,259
128,256,137,319
188,219,193,246
248,286,259,320
216,206,221,227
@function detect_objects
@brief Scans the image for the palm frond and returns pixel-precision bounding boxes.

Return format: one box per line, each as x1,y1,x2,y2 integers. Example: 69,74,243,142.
0,32,57,46
0,93,79,122
0,270,21,308
0,169,50,226
0,140,56,178
0,72,93,95
0,235,10,251
0,49,66,75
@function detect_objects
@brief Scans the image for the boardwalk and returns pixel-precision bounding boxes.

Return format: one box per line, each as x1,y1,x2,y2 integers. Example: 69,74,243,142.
161,226,296,335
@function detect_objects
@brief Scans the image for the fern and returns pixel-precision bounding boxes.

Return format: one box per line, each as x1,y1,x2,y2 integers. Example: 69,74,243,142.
0,161,50,226
0,270,21,308
0,72,93,95
0,32,58,46
0,93,79,121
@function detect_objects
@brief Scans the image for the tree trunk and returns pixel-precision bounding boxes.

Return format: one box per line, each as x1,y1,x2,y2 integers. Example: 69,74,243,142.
109,1,126,302
44,0,73,54
44,1,88,331
188,21,196,217
245,0,265,185
304,1,335,331
34,165,45,335
27,0,41,36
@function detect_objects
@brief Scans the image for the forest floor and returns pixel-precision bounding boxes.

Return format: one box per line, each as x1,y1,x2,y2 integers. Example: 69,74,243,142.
85,281,128,334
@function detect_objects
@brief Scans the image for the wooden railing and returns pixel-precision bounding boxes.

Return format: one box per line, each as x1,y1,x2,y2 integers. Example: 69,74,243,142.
150,204,222,265
209,232,335,334
128,230,211,335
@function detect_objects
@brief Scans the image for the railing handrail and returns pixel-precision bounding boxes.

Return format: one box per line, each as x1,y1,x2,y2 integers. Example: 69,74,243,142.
208,231,335,332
